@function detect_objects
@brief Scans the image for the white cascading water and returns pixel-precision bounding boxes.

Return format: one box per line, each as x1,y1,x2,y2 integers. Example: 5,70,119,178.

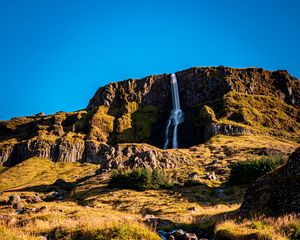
163,73,184,149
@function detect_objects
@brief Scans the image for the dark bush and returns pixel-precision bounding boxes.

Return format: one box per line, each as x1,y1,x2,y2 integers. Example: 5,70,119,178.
228,156,286,185
108,168,174,191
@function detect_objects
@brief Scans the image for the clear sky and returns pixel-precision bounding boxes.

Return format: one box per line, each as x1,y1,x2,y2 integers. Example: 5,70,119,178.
0,0,299,120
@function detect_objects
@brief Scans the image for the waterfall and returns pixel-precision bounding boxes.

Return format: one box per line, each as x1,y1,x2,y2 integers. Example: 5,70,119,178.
163,73,184,149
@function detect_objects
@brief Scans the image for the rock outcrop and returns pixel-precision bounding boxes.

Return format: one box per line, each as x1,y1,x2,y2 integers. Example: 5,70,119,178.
1,138,85,166
100,144,190,171
240,147,300,217
0,66,299,166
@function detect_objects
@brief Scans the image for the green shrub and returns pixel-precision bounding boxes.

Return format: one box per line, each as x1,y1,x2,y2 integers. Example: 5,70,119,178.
108,168,174,191
228,156,286,185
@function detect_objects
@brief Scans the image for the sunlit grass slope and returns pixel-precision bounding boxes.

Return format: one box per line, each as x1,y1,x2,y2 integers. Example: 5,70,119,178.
0,157,98,191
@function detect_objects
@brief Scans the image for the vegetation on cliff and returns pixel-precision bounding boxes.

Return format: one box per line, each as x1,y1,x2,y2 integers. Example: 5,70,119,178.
0,67,300,239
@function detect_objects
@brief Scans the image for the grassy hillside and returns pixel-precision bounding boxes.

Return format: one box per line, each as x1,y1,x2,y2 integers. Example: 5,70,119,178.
0,135,299,239
0,157,98,191
200,92,300,141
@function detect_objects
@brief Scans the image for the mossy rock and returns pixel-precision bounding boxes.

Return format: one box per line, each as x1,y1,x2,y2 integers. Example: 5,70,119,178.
199,105,218,126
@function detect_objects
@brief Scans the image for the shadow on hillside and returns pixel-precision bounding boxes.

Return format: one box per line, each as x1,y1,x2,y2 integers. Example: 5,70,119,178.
168,182,245,207
7,172,245,208
5,174,95,196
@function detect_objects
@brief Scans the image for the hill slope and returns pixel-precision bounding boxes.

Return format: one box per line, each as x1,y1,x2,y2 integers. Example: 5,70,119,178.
0,66,299,167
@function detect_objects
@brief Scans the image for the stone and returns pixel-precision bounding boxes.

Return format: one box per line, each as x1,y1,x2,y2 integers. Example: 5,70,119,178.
172,229,185,238
158,228,199,240
16,207,31,214
188,206,197,212
12,202,23,210
54,179,75,191
31,195,42,203
36,206,47,213
184,233,198,240
143,214,156,219
37,236,47,240
207,172,217,180
188,172,199,179
7,194,21,205
44,191,64,201
25,194,42,203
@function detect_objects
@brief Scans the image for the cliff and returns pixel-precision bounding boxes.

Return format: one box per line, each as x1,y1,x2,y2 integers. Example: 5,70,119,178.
1,66,300,166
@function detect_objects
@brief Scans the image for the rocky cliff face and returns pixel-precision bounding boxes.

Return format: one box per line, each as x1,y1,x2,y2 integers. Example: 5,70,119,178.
240,147,300,216
1,66,300,166
88,67,300,109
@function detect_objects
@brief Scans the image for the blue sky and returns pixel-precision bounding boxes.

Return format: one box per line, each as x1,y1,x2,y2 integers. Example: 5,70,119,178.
0,0,299,120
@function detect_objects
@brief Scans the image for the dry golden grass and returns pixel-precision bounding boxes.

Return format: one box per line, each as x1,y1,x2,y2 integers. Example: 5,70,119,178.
176,134,299,183
0,225,37,240
0,200,159,240
215,214,300,240
0,134,299,239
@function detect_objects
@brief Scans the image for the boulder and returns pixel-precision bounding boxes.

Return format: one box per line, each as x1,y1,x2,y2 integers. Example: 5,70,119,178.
240,147,300,216
207,172,217,180
16,207,31,214
184,233,198,240
24,194,42,203
37,236,47,240
36,206,47,213
44,191,65,202
54,179,75,191
31,195,42,203
12,202,23,210
7,194,21,205
188,172,199,179
158,229,199,240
